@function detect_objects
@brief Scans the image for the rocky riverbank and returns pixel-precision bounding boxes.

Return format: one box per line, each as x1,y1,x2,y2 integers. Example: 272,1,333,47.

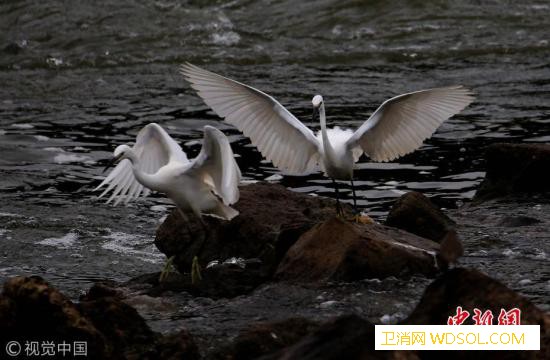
1,143,549,359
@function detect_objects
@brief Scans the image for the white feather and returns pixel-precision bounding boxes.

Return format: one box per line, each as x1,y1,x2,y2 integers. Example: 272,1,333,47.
346,86,475,162
181,63,474,183
96,123,241,220
180,63,321,175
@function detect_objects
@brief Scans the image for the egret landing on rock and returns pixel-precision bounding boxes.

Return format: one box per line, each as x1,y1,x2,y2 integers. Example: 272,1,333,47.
180,63,474,216
96,123,241,282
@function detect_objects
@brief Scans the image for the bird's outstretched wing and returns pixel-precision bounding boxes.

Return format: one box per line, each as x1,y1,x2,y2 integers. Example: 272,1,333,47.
180,63,321,175
345,86,474,162
96,123,189,205
189,126,241,205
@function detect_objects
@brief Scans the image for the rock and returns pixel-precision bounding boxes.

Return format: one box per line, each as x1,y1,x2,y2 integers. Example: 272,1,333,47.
404,268,550,359
405,268,549,326
0,276,107,358
78,292,158,358
475,143,550,201
156,329,200,360
385,191,455,243
260,314,418,360
437,229,463,268
276,217,441,282
155,183,351,295
79,286,199,359
214,317,319,360
0,276,200,360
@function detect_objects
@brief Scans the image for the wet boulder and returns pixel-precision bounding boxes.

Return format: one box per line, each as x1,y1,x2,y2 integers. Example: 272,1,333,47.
78,290,159,358
275,217,441,282
0,277,200,360
385,191,455,243
79,284,199,359
0,276,107,358
436,229,463,268
475,143,550,201
155,183,351,291
261,314,418,360
404,267,550,326
404,268,549,359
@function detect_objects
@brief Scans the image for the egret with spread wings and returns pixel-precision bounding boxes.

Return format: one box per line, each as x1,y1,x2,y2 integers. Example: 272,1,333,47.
96,123,241,220
180,63,474,214
96,123,241,282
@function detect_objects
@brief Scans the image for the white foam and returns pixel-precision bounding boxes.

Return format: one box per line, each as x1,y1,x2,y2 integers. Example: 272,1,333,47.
0,212,21,218
38,232,78,249
46,56,64,67
533,249,547,260
469,249,488,256
380,312,405,324
101,232,164,264
34,135,49,141
44,147,65,152
502,248,519,257
11,123,34,129
211,31,241,46
380,314,392,324
53,153,93,164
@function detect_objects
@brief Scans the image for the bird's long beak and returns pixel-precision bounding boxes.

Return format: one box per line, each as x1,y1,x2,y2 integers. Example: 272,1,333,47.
312,107,319,122
103,153,123,173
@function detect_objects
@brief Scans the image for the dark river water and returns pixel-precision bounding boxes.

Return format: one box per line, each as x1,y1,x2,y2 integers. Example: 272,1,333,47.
1,1,549,301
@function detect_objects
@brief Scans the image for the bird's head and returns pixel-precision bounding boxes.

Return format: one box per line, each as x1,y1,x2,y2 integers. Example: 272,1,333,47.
312,95,324,122
312,94,324,108
103,144,132,173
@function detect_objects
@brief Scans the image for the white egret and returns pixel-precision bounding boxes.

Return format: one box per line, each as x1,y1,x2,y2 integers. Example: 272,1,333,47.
180,63,474,214
96,122,241,220
96,123,241,282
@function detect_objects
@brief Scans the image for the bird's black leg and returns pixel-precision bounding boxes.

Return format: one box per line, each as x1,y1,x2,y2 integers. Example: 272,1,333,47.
332,178,343,216
350,179,358,214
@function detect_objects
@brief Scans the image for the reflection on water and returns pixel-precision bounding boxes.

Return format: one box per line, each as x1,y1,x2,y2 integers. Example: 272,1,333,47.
0,0,549,298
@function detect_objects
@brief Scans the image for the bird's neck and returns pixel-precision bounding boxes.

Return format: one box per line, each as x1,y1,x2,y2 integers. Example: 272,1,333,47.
126,151,161,190
319,102,334,156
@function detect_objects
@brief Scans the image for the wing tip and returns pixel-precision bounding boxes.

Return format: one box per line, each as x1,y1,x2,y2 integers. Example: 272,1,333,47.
448,85,476,101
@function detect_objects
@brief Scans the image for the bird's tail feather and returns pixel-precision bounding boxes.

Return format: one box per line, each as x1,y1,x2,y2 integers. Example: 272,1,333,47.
205,202,239,220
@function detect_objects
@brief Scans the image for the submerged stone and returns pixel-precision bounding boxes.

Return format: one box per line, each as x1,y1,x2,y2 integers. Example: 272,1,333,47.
475,143,550,201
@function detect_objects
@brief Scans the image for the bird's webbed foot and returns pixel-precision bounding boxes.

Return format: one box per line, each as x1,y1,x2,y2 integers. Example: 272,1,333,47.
348,212,375,224
159,255,177,283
